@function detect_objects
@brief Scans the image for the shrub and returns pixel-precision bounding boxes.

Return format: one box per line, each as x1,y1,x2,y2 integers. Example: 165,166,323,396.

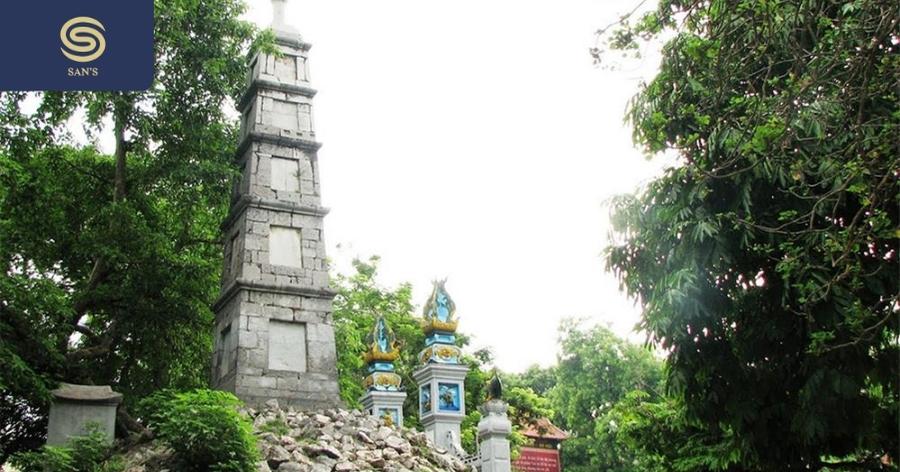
9,426,122,472
139,389,258,472
10,445,75,472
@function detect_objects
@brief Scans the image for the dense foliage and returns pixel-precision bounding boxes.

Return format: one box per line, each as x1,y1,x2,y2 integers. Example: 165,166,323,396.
0,0,271,461
139,389,258,472
545,320,664,471
597,390,748,471
10,426,122,472
601,0,899,468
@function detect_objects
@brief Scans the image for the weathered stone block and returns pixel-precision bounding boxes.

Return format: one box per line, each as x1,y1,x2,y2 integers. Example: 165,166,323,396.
267,320,307,372
269,226,303,268
276,377,301,391
312,271,329,287
47,384,122,446
238,330,259,348
271,156,300,192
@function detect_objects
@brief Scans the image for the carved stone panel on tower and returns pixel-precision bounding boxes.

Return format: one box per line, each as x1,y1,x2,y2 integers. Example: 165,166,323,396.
211,13,341,409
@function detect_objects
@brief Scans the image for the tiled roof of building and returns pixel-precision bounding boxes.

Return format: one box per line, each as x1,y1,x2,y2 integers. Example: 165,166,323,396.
520,417,570,441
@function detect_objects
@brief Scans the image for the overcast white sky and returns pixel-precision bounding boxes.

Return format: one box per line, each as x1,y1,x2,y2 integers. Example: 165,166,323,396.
244,0,673,372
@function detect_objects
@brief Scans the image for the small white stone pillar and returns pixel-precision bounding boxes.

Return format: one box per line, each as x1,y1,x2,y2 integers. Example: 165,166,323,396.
478,399,512,472
46,383,122,446
360,390,406,427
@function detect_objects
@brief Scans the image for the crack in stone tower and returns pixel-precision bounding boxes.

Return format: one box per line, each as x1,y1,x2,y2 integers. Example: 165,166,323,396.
210,1,342,409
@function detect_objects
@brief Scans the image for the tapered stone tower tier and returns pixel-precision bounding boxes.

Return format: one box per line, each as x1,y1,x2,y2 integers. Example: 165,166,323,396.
210,1,341,409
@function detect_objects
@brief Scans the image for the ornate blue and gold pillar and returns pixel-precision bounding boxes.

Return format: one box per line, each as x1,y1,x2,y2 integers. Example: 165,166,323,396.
413,280,470,455
359,316,406,426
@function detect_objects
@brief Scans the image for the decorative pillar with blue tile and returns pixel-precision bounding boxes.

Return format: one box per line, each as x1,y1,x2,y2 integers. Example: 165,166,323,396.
359,316,406,426
413,280,469,455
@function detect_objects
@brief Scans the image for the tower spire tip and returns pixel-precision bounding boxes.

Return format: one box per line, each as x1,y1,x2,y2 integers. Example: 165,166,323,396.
270,0,298,35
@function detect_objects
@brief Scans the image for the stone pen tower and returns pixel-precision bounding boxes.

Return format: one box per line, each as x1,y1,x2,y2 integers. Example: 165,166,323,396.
210,0,341,409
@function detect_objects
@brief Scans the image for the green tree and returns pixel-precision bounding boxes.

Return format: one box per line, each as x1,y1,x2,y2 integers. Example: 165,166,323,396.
548,320,664,472
331,256,423,422
602,0,899,468
503,383,553,433
597,391,748,471
459,350,491,453
0,0,272,461
510,364,557,396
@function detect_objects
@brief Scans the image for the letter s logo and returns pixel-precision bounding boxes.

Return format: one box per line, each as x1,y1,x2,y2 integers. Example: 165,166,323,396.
60,17,106,63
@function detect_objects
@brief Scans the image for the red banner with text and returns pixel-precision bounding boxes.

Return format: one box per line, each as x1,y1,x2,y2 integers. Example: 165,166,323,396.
513,447,561,472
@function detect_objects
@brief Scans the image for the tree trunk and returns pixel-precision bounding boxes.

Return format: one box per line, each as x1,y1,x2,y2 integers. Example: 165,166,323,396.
65,96,132,364
113,98,129,202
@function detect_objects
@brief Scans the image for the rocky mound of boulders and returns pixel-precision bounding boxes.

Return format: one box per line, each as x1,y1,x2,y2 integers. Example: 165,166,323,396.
121,400,469,472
